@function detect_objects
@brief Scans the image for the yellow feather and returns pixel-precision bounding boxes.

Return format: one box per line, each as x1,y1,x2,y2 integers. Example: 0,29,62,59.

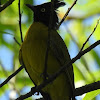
19,22,74,100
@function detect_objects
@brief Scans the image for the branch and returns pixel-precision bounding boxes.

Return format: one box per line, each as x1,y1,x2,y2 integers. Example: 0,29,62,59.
0,66,23,88
57,0,78,28
16,80,100,100
0,0,15,12
18,0,23,42
43,0,55,81
75,81,100,96
80,18,100,52
0,0,1,6
14,37,21,46
16,40,100,100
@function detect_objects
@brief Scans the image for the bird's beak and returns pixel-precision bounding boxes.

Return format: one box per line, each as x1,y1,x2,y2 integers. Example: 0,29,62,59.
26,4,35,11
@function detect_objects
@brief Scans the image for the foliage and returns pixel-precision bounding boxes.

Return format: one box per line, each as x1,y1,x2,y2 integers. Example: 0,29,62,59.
0,0,100,100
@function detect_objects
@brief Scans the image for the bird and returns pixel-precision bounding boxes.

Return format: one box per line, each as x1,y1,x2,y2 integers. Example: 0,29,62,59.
19,0,75,100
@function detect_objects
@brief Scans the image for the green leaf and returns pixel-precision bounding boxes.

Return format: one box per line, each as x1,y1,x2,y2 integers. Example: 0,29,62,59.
73,64,86,82
0,84,9,96
83,89,100,100
90,50,100,67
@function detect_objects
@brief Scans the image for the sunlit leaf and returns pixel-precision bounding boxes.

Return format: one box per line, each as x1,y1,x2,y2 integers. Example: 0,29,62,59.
83,89,100,100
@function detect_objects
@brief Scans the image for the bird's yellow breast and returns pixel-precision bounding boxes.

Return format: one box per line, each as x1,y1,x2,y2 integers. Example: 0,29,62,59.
19,22,73,100
20,22,60,83
21,23,47,75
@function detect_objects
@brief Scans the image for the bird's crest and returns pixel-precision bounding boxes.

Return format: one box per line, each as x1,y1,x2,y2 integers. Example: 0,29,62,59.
26,0,65,29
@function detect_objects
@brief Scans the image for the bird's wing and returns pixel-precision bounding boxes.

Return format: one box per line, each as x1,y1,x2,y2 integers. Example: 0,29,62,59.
49,29,75,92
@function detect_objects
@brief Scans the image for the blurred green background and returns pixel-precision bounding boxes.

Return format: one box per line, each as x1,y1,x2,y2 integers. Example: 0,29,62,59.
0,0,100,100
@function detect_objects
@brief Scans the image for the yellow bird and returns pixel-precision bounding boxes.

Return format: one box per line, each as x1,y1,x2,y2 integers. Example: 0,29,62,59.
19,0,75,100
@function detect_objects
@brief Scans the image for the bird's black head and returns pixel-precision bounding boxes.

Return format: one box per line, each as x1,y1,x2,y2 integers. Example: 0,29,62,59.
26,0,65,29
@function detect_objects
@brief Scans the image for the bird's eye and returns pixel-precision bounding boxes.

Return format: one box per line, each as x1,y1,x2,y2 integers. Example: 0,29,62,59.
41,8,45,12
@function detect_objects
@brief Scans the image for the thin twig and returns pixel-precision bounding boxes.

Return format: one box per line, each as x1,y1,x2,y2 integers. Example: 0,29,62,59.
57,0,77,29
0,0,1,6
66,25,96,81
0,61,21,95
0,31,21,45
0,66,23,88
80,18,100,52
13,37,21,46
0,31,14,35
0,0,23,88
43,0,54,81
16,40,100,100
0,0,15,12
18,0,23,42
